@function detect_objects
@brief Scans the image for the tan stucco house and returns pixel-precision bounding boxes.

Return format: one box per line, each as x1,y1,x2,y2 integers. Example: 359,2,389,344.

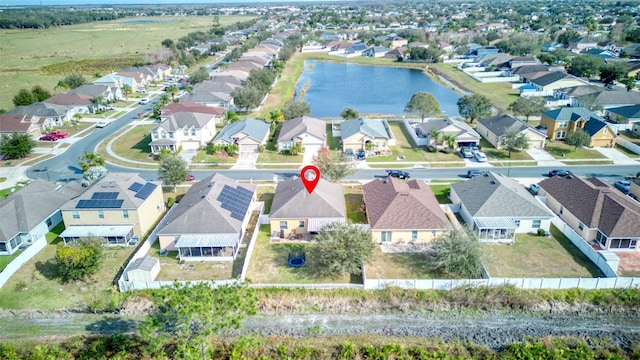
269,177,345,241
340,118,395,153
60,173,165,246
540,107,616,147
363,177,451,244
276,116,326,155
477,114,547,149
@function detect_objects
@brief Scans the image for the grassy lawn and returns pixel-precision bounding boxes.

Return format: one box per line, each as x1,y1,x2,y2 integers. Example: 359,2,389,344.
479,138,533,161
344,186,367,224
365,248,438,279
429,185,451,204
110,124,156,162
256,185,275,214
254,51,305,118
367,164,416,169
544,141,606,159
619,132,640,145
0,223,136,310
0,249,23,272
148,242,234,281
327,123,341,150
615,144,640,158
0,16,256,111
244,225,355,284
483,225,602,278
192,150,238,166
0,153,53,168
257,151,303,163
367,121,429,162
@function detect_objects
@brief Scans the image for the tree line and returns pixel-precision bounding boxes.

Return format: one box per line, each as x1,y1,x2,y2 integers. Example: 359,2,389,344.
0,8,124,29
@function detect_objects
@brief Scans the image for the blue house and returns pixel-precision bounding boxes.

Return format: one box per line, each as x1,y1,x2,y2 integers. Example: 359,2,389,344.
471,46,499,57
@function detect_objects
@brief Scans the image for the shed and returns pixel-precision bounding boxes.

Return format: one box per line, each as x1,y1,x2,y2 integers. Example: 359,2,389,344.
125,256,160,282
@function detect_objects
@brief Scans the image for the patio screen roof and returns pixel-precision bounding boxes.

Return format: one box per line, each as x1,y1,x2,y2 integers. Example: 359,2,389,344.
474,217,517,229
307,217,345,232
60,225,133,238
175,233,238,248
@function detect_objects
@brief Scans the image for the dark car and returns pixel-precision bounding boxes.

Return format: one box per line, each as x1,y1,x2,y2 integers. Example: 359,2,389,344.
386,170,410,179
548,169,572,177
613,180,630,193
466,169,484,178
39,134,58,141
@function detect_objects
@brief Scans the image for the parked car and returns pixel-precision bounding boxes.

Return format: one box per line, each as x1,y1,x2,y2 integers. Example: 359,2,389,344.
548,169,572,177
39,134,58,141
106,105,116,110
466,169,484,178
136,88,149,93
386,170,410,179
460,146,474,158
96,120,110,128
474,151,487,162
139,98,149,105
188,174,195,181
613,180,630,194
529,184,540,195
471,145,480,155
47,130,68,138
357,150,366,160
344,149,355,161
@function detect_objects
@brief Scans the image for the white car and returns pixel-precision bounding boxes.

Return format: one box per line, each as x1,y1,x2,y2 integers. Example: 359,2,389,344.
96,120,110,128
139,98,149,105
475,151,487,162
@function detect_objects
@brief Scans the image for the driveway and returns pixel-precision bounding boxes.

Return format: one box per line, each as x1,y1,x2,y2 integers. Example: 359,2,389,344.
302,144,322,165
233,150,259,169
179,149,197,164
526,148,564,166
594,147,638,165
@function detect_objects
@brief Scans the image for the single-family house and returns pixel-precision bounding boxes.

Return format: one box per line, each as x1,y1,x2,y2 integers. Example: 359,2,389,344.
476,114,547,149
180,86,235,109
630,178,640,201
160,101,225,120
525,72,588,94
276,116,326,155
450,172,554,242
509,56,540,69
606,104,640,125
340,118,395,153
477,53,513,68
149,112,217,155
387,36,408,50
568,37,598,52
363,177,451,244
575,90,640,110
43,93,94,115
363,46,390,58
269,177,345,240
0,114,52,139
60,173,165,246
5,102,70,127
384,46,408,59
540,107,616,147
344,43,367,56
541,42,564,52
0,179,85,255
94,73,138,92
157,174,256,261
581,48,618,60
438,41,454,52
69,84,121,102
117,72,150,88
417,117,481,148
538,176,640,251
470,46,499,57
212,118,269,153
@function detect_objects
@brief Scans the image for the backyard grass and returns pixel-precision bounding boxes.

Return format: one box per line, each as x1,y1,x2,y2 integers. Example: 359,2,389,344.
148,242,234,281
367,121,429,162
0,249,23,272
344,186,367,224
327,123,341,150
479,138,533,161
365,248,438,279
544,141,606,159
110,124,156,162
256,185,275,214
0,15,256,111
619,131,640,145
429,185,451,204
483,225,602,278
244,225,355,284
254,51,305,118
0,223,136,310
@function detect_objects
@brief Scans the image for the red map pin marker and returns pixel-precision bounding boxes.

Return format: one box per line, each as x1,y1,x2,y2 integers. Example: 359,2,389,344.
300,165,320,194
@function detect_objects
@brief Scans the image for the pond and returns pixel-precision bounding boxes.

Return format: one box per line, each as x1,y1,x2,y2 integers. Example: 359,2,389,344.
295,60,461,118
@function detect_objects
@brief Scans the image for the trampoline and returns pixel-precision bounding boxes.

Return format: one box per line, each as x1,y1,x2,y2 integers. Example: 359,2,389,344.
288,251,306,267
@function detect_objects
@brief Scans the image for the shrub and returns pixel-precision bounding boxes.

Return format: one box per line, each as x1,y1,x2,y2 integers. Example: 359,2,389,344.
426,145,437,152
537,228,546,236
167,197,176,208
206,144,238,157
441,148,453,154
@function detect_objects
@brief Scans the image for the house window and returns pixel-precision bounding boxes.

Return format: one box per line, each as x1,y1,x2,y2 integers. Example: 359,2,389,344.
152,132,158,139
578,222,584,231
98,210,104,219
558,121,568,128
603,128,607,134
72,211,79,219
411,231,418,241
191,128,196,136
280,221,288,230
532,219,541,228
514,219,520,227
609,238,638,250
123,210,129,219
46,218,52,227
161,131,167,139
183,129,189,136
556,131,566,139
381,231,392,243
299,221,305,228
169,132,174,138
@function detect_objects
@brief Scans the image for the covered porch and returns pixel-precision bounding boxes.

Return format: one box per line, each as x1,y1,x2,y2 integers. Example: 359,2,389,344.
150,138,177,155
270,218,345,242
60,225,135,246
175,233,240,262
473,217,516,243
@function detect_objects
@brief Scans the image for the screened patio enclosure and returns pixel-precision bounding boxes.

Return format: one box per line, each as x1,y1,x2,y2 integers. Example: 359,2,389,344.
174,233,240,261
60,225,134,246
473,217,516,243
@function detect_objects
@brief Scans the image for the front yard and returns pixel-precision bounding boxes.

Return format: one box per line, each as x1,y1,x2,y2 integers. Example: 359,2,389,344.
483,225,602,278
109,124,156,162
479,138,533,161
544,141,607,160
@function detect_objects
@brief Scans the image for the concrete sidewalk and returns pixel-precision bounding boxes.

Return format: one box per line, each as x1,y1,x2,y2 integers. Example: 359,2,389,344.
525,148,565,166
594,147,638,165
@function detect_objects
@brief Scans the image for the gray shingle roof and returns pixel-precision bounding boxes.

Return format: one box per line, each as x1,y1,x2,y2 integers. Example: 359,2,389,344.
214,119,269,144
341,118,390,141
530,71,571,86
577,91,640,106
69,84,111,98
0,179,85,241
451,172,553,218
477,114,544,137
153,112,214,132
277,116,326,143
270,177,345,219
157,173,256,235
6,102,69,117
61,173,157,211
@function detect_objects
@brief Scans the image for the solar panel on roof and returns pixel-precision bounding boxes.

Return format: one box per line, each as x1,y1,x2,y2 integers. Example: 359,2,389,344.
76,199,124,208
135,182,157,200
128,182,144,192
91,192,118,200
217,185,252,221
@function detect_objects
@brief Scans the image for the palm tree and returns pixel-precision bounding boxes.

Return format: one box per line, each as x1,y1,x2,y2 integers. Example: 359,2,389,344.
166,84,179,100
428,127,442,148
54,80,69,93
121,84,132,101
92,94,105,112
443,134,457,150
79,151,105,173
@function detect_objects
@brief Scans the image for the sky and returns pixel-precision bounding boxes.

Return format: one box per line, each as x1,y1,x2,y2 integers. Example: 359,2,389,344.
2,0,341,5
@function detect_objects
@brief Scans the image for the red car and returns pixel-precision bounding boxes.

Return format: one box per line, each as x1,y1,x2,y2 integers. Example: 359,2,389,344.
47,130,68,138
39,134,59,141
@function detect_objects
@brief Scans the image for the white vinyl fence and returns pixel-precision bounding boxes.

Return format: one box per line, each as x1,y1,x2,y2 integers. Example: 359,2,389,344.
0,236,47,288
616,137,640,155
363,277,639,290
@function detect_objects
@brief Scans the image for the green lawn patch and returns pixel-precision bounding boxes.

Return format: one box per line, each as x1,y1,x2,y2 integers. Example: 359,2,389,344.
327,123,341,150
344,186,367,224
544,141,606,159
244,225,355,284
110,124,156,162
0,249,23,272
365,248,438,279
483,225,603,278
192,150,238,166
256,185,275,214
257,151,303,163
479,138,533,161
148,242,233,281
615,144,640,158
560,160,613,165
367,121,429,162
367,164,416,169
429,185,451,204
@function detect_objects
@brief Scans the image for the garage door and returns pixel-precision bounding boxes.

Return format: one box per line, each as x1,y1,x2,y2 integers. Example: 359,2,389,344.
240,144,259,153
181,141,200,150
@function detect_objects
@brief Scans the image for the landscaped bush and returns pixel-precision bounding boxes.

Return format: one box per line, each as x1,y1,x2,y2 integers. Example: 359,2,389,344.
167,197,176,208
426,145,437,152
441,148,453,154
206,144,238,157
537,229,546,236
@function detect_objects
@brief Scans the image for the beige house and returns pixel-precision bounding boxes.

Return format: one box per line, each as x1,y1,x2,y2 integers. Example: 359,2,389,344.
363,178,451,244
527,72,588,93
212,119,270,153
0,114,52,139
476,114,547,149
269,177,345,241
340,118,395,153
60,173,165,246
539,176,640,251
541,107,616,147
417,117,481,148
149,112,218,154
276,116,326,155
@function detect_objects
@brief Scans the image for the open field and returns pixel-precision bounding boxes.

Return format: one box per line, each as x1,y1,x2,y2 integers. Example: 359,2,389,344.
484,225,603,278
0,15,256,111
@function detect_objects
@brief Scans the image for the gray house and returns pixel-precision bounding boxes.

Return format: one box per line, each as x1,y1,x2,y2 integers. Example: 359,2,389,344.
213,119,270,153
450,172,554,242
157,173,256,261
5,102,70,126
0,180,85,255
476,114,547,149
276,116,326,155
